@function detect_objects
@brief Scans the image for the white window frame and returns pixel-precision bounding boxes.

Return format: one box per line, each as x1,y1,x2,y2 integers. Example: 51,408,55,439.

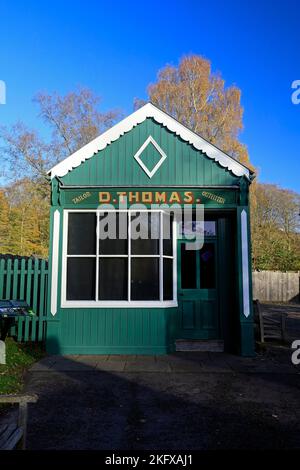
61,209,177,308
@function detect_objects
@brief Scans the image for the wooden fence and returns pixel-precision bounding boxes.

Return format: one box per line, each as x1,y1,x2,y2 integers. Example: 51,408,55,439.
252,271,300,303
1,256,299,343
0,256,48,342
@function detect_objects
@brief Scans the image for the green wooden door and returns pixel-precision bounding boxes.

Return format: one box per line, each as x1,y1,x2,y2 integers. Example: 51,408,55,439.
177,237,219,339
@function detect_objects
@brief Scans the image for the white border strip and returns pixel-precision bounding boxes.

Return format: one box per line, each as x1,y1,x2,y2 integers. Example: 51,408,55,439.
241,209,250,317
48,103,250,180
50,210,60,316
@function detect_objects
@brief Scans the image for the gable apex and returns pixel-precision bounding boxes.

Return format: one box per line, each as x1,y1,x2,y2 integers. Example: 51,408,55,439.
48,102,253,180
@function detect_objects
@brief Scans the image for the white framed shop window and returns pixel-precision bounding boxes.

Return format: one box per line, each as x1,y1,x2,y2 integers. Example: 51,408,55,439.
61,209,177,308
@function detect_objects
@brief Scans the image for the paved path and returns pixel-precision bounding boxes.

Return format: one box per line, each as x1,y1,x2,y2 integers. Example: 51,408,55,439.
23,349,300,450
29,350,298,373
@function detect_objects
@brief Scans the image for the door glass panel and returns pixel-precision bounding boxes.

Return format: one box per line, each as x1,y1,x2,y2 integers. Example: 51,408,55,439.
181,244,197,289
204,221,216,237
180,217,216,237
200,243,216,289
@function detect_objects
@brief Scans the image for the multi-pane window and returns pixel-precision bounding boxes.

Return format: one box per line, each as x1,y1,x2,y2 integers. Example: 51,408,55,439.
63,210,176,306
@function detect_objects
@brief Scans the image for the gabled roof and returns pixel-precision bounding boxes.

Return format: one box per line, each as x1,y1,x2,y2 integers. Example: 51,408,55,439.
48,102,253,180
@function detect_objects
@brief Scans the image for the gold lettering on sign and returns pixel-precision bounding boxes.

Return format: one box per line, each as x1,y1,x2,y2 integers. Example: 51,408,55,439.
99,191,111,203
141,192,152,203
183,191,194,203
169,191,181,203
155,192,166,203
95,191,198,205
202,191,225,204
72,191,92,204
117,192,127,202
129,192,140,203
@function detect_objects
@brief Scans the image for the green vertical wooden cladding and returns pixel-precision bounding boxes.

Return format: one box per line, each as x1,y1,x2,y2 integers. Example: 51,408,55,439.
47,113,255,356
61,119,240,187
0,256,48,342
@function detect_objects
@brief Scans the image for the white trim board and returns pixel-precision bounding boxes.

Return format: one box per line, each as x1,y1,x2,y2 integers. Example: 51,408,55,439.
241,209,250,318
50,210,60,316
48,103,251,180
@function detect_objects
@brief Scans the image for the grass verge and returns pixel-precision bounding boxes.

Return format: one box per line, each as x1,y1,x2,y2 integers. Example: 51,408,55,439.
0,337,45,396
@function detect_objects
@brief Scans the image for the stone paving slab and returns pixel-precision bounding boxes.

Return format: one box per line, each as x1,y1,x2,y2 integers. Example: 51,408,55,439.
124,360,171,372
96,361,126,371
29,350,299,374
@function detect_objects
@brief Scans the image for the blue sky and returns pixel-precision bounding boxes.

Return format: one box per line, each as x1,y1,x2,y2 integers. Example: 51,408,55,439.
0,0,299,192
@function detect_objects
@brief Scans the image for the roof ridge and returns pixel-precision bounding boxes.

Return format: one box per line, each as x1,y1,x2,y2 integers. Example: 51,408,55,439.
48,102,252,180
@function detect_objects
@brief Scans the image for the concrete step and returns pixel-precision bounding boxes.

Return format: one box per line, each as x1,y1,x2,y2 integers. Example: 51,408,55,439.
175,339,224,352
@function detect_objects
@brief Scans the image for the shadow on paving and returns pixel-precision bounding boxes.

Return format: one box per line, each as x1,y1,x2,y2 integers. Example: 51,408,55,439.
22,350,300,450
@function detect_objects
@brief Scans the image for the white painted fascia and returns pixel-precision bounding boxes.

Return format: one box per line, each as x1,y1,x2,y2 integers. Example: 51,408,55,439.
48,102,251,180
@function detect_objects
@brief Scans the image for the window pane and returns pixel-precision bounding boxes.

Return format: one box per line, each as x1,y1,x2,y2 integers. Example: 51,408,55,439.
181,244,197,289
163,258,173,300
67,258,95,300
204,221,216,237
200,243,216,289
68,213,96,255
99,258,128,300
99,212,128,255
131,212,160,255
163,212,173,256
131,258,159,300
180,218,216,237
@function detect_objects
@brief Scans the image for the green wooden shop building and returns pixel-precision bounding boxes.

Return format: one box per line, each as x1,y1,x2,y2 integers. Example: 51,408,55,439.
47,103,255,356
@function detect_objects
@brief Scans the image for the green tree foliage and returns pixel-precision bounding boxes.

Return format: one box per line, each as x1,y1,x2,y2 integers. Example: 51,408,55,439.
0,180,49,257
251,184,300,271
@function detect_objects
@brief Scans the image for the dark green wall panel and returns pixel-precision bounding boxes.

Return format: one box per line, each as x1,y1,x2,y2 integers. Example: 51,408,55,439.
47,308,178,354
61,118,239,187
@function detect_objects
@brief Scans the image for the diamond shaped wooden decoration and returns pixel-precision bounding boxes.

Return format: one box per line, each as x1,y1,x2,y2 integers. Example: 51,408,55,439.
133,135,167,178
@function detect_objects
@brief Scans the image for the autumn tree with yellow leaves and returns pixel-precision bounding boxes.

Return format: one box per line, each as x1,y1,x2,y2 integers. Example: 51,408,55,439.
0,55,299,270
135,55,251,166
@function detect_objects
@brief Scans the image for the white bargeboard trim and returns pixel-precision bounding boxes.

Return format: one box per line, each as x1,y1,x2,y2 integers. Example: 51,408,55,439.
48,103,251,180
